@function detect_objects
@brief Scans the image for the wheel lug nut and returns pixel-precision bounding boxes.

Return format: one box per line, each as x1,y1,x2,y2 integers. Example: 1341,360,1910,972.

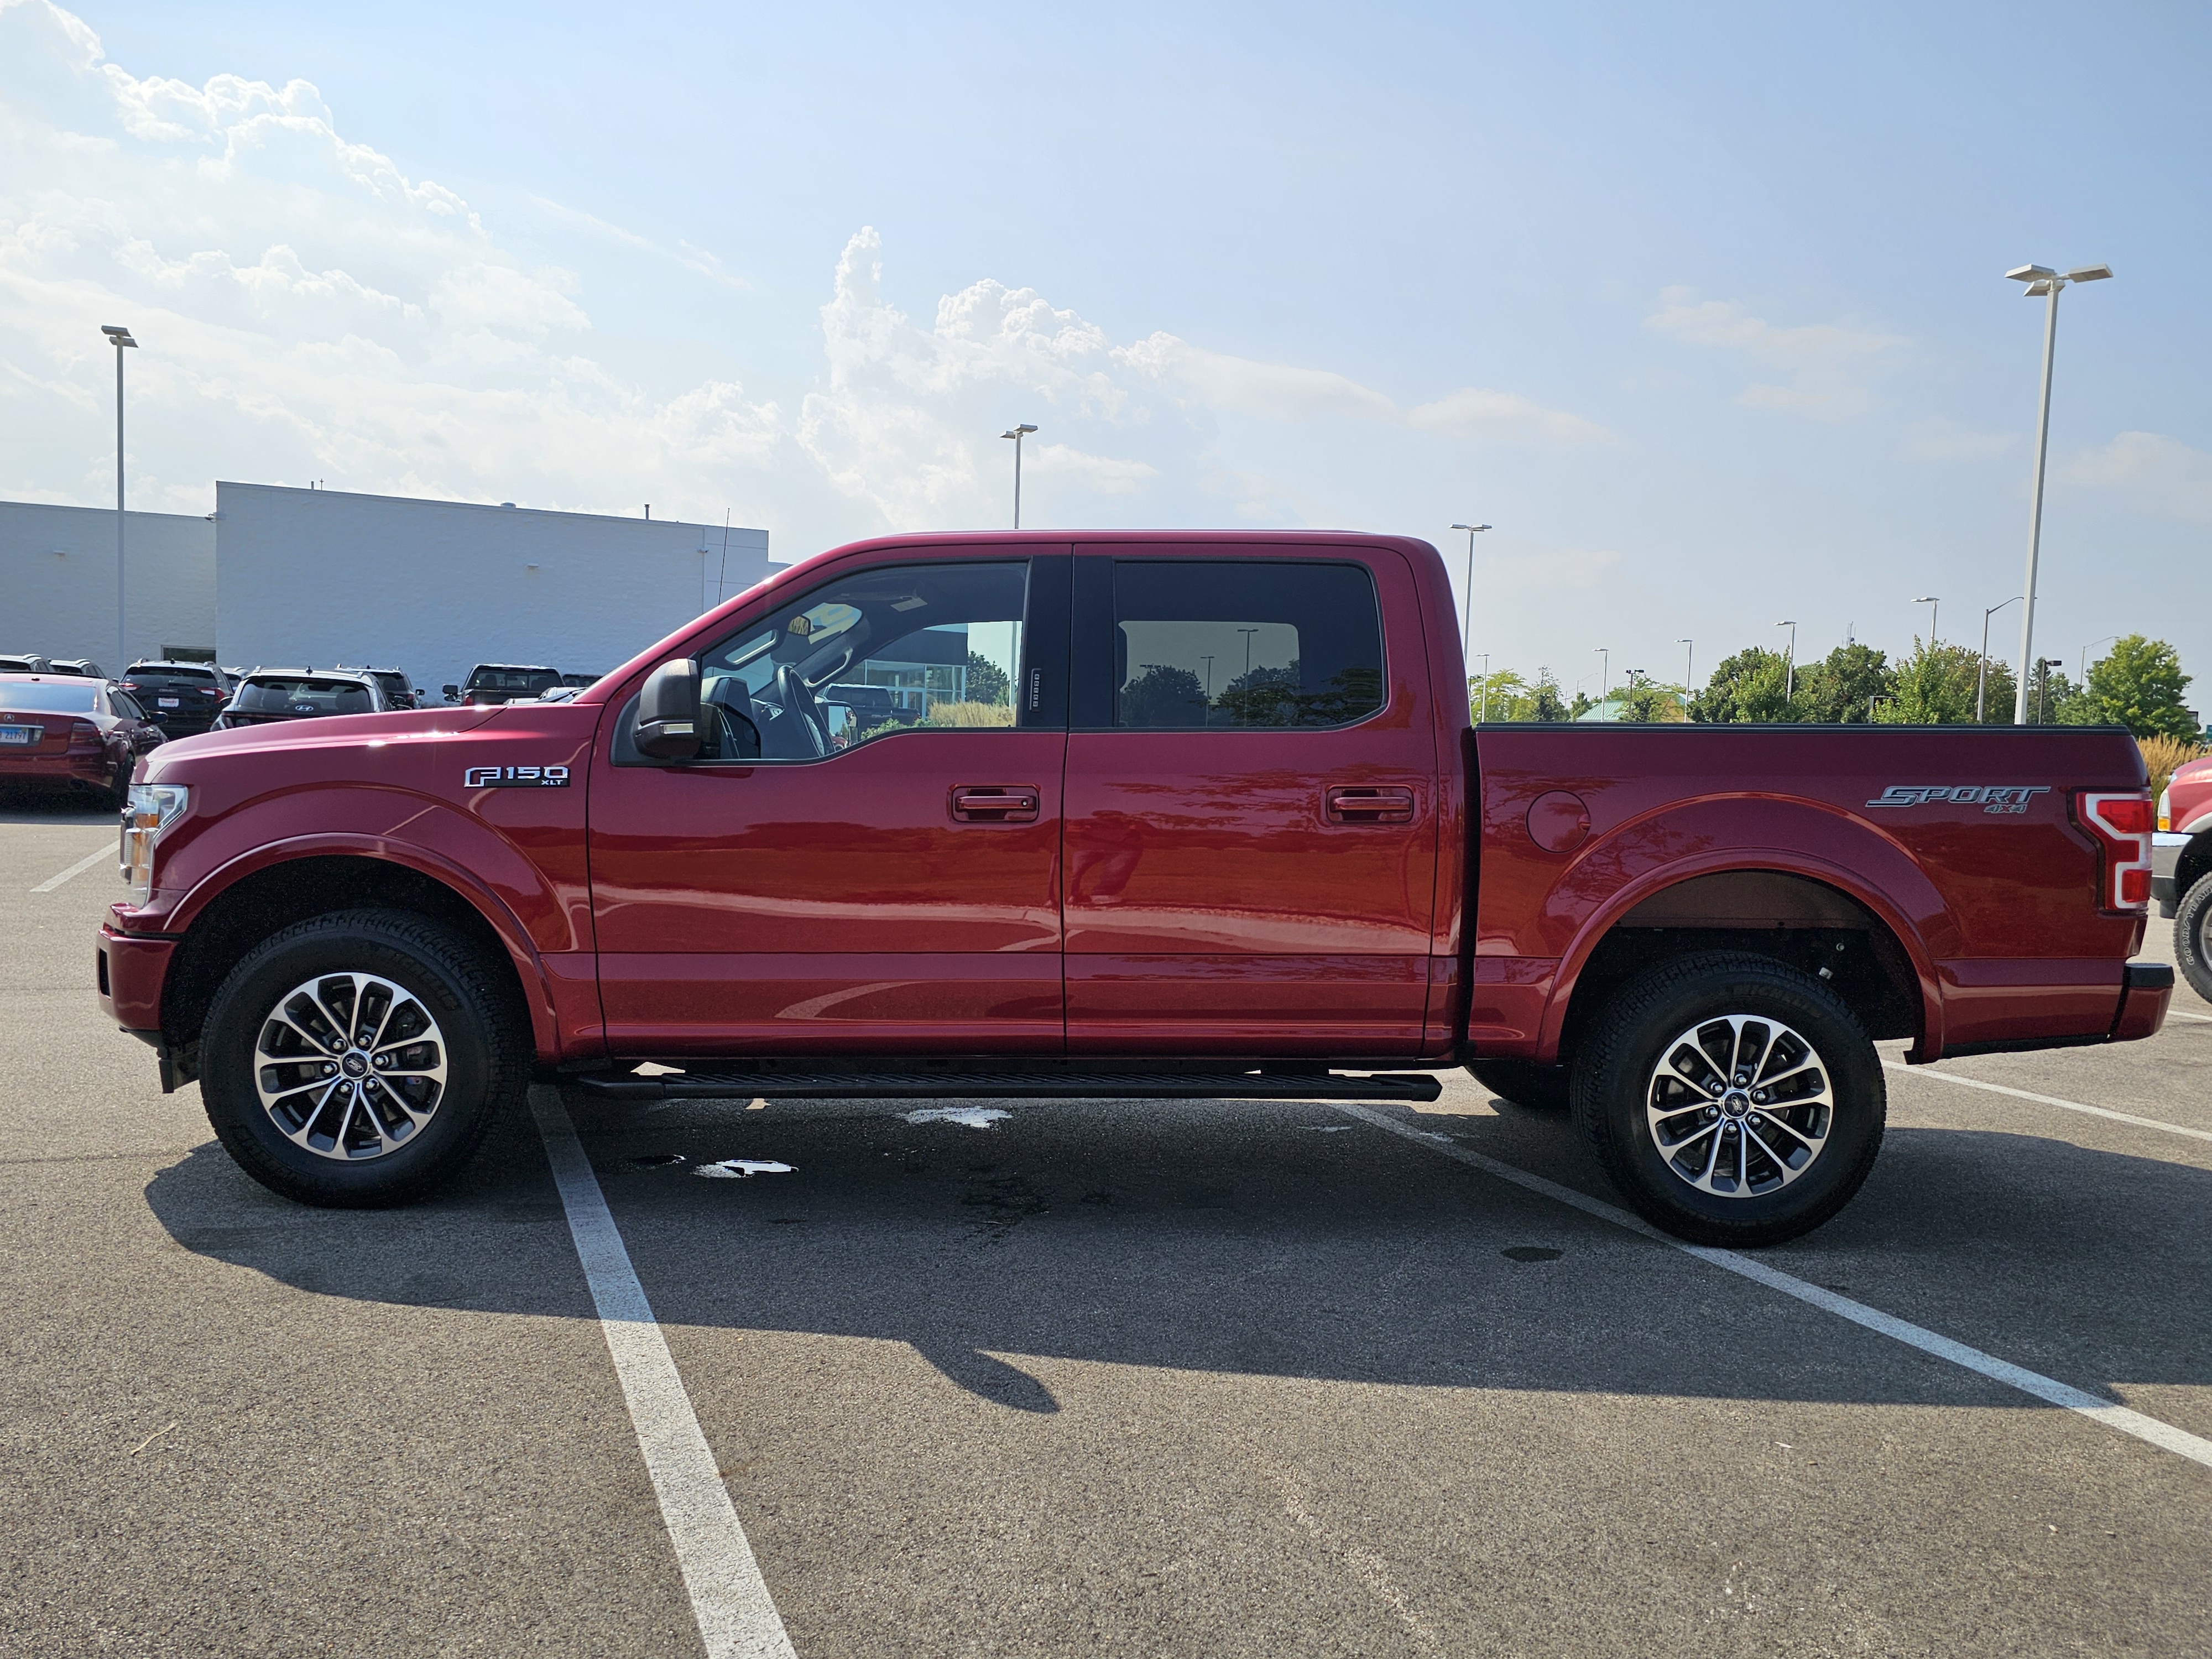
322,1063,336,1076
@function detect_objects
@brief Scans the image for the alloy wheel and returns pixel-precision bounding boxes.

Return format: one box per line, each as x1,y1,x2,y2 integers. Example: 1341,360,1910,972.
253,972,448,1161
1644,1013,1833,1197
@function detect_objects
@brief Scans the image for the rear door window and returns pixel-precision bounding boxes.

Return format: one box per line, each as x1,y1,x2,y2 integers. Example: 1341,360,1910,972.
1099,561,1385,729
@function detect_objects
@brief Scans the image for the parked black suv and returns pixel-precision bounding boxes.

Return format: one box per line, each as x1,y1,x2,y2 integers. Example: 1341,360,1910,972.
341,666,421,711
121,661,234,735
214,669,388,729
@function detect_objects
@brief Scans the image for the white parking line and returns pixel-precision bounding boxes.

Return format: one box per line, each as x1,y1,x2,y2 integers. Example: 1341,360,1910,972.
1334,1102,2212,1473
1885,1061,2212,1146
30,843,116,894
530,1088,796,1659
2168,1008,2211,1024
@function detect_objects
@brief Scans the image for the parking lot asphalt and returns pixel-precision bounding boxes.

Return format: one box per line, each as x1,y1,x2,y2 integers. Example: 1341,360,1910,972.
3,795,2207,1657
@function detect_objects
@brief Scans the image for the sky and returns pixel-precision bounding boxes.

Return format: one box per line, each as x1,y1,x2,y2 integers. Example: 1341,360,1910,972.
2,0,2208,703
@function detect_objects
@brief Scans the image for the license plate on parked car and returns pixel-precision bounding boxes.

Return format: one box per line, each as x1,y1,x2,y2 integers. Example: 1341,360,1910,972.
158,697,179,707
0,727,34,744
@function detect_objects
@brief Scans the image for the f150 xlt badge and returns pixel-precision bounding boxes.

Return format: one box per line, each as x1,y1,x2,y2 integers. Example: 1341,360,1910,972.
464,764,571,789
1866,784,2049,814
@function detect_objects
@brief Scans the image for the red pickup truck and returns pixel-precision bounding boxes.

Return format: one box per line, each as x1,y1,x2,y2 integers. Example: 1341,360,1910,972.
96,532,2172,1245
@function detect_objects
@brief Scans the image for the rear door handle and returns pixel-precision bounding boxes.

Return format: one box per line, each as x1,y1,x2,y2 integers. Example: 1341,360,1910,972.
951,785,1040,823
1325,785,1415,824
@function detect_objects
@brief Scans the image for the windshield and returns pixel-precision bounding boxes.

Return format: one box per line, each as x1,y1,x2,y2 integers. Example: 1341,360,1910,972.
233,677,374,715
467,667,559,694
0,683,99,713
126,666,221,690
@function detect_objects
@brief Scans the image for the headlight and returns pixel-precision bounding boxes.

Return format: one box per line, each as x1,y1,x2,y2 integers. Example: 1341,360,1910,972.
119,783,190,904
2158,789,2171,833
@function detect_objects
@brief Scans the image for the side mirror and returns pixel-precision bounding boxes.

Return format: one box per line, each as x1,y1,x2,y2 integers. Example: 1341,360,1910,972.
634,659,702,760
442,684,460,701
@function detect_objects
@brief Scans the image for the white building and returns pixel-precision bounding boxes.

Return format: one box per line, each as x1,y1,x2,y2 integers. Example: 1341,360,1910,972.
0,499,217,671
0,487,771,692
215,484,770,695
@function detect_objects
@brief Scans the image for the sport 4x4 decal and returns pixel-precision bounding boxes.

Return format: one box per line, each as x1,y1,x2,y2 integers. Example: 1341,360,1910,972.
1866,784,2049,815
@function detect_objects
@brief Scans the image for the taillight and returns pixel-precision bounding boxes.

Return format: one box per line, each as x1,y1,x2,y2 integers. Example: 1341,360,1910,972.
2078,791,2152,911
66,721,102,753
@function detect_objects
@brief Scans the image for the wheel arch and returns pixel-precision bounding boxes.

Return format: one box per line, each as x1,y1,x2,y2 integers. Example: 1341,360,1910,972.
160,845,553,1077
1542,860,1940,1067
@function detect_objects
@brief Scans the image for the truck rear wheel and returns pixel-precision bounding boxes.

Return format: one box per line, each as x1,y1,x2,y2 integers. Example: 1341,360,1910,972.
1465,1058,1571,1111
1571,952,1885,1246
199,909,524,1207
2177,873,2212,1005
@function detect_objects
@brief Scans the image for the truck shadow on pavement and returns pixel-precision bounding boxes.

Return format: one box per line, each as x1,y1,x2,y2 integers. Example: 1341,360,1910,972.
143,1094,2212,1416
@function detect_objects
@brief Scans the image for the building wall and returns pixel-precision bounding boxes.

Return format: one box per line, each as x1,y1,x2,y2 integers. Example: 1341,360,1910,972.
0,499,217,672
215,483,770,696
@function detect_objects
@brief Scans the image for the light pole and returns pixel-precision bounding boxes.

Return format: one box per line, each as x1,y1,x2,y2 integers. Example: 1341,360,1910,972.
1677,639,1694,697
103,324,138,673
1237,627,1258,681
1776,620,1797,700
1594,646,1609,703
2004,260,2112,724
1448,522,1491,662
1200,655,1214,700
1915,594,1940,645
999,424,1037,528
1976,596,2021,722
2079,634,2117,689
1474,651,1491,723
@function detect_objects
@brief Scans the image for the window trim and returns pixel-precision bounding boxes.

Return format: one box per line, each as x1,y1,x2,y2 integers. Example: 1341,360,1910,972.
1071,555,1390,734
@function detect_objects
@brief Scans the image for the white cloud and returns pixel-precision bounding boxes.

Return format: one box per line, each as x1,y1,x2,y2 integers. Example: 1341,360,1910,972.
1647,287,1903,419
2064,431,2212,525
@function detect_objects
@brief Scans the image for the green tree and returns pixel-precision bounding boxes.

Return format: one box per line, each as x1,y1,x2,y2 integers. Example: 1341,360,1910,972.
2026,661,2080,726
2080,635,2197,740
1484,668,1571,722
1870,639,2007,725
1792,643,1895,724
965,650,1010,707
1688,647,1794,723
1619,677,1687,722
1468,669,1527,722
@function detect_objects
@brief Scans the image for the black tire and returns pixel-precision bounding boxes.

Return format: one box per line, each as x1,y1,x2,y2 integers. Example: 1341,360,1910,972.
1465,1057,1572,1111
1570,951,1885,1247
2177,873,2212,1007
199,909,525,1207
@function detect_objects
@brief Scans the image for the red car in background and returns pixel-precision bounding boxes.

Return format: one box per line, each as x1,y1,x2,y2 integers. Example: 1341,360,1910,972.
0,675,166,806
2154,753,2212,1001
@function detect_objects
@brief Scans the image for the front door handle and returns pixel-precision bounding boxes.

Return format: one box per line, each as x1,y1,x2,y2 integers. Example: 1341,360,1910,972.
1325,785,1415,824
951,785,1040,823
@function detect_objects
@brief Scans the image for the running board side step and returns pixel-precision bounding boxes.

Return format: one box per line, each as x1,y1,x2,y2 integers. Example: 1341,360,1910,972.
575,1067,1443,1104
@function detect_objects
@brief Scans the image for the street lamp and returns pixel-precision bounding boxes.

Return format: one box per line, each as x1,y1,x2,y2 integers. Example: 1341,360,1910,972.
1915,595,1939,645
102,324,137,674
1594,646,1609,703
1677,639,1694,697
1474,651,1491,724
2004,260,2113,724
1976,596,2021,722
1448,523,1491,662
1200,655,1214,699
1776,620,1797,700
2079,634,2117,688
999,424,1037,528
1237,626,1259,680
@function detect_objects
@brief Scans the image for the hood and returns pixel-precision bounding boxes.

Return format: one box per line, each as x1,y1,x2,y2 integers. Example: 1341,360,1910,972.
144,705,505,785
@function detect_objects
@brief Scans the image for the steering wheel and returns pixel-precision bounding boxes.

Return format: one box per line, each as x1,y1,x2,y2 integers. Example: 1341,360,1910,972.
773,663,829,757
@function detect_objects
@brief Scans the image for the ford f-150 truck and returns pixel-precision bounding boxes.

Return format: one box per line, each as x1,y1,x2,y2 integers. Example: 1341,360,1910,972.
2154,749,2212,1002
96,532,2173,1245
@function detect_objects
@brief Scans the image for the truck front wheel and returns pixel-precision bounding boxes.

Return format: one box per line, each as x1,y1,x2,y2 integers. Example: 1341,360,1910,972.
2176,872,2212,1005
199,909,524,1207
1571,952,1885,1246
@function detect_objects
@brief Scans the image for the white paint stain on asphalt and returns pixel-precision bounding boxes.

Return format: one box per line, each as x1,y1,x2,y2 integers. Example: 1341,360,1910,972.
696,1160,796,1180
1335,1102,2212,1474
901,1107,1010,1130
